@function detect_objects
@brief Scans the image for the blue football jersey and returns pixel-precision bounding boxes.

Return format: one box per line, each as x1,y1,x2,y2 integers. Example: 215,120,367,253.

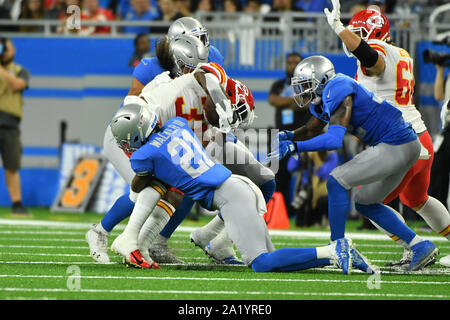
130,117,232,209
310,74,417,146
133,45,225,86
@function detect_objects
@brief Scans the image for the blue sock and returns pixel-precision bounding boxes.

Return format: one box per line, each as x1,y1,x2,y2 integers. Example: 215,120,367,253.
279,258,331,272
327,176,350,241
251,248,319,272
100,194,134,232
159,197,195,239
355,203,416,244
259,179,276,203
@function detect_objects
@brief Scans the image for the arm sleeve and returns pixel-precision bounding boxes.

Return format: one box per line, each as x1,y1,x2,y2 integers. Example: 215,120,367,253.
296,125,347,152
132,58,164,86
208,45,225,66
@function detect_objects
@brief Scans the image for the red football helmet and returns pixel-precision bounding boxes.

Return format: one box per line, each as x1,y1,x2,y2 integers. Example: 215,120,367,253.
225,78,255,127
348,8,391,42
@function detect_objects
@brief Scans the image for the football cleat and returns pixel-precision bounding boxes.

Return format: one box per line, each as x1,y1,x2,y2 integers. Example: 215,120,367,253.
439,255,450,267
86,224,110,264
351,245,378,274
128,249,160,269
331,238,352,275
148,235,184,264
385,248,412,267
405,240,439,271
205,242,245,265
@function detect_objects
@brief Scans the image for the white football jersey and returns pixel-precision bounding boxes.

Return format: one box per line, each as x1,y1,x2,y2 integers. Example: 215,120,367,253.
355,39,426,134
139,71,209,140
139,63,230,140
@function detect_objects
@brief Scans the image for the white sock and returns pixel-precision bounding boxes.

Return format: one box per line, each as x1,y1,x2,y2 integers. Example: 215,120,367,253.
316,245,332,259
408,235,423,247
417,196,450,240
370,206,410,249
138,200,174,250
95,223,109,235
124,187,161,239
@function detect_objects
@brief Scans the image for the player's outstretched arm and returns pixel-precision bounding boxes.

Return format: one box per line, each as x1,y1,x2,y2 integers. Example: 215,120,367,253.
293,97,352,153
324,0,385,76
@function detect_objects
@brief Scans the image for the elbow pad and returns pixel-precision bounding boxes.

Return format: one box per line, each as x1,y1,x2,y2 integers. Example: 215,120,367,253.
351,40,379,68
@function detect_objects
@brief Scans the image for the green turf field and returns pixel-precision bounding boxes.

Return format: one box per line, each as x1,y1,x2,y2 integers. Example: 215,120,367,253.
0,208,449,300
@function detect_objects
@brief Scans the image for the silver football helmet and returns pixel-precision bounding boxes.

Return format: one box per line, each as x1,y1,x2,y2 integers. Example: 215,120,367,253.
168,17,210,48
291,55,336,108
110,103,158,153
170,34,208,76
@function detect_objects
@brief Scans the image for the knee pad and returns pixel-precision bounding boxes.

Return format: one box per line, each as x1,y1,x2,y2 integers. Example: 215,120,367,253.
251,253,272,273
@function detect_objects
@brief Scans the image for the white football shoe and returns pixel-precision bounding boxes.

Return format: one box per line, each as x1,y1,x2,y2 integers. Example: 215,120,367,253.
85,224,110,264
439,254,450,267
190,228,214,251
193,229,244,265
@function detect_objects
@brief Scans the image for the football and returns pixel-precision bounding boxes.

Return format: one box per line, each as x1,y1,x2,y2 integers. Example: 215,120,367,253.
203,95,220,127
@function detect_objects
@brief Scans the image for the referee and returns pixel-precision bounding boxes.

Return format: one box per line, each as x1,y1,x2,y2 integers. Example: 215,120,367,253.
0,37,30,214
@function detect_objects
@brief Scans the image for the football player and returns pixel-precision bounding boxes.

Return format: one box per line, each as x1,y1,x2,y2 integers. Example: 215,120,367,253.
109,102,377,274
138,61,275,265
86,34,211,264
87,35,276,265
269,55,439,272
324,0,450,267
128,17,224,96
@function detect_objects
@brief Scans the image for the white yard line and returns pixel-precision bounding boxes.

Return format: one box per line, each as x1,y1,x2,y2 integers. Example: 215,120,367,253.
0,219,447,242
0,287,448,299
0,260,448,275
0,274,449,285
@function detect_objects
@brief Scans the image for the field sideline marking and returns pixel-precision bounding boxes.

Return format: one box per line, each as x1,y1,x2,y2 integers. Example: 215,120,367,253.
0,219,447,242
0,274,448,285
0,287,448,299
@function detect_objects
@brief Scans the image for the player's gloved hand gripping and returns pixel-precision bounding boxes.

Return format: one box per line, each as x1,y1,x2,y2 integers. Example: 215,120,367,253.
267,130,296,160
324,0,345,36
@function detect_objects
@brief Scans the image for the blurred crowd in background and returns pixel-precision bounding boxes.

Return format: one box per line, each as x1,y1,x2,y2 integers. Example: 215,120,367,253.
0,0,449,35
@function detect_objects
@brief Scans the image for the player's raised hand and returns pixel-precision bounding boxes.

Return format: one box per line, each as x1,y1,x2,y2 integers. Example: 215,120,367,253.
324,0,345,35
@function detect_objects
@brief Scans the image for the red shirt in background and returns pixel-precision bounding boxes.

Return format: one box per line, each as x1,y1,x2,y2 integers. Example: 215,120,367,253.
81,7,115,34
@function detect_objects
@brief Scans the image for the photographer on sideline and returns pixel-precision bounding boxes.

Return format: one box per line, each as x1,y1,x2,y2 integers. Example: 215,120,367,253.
0,37,30,215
